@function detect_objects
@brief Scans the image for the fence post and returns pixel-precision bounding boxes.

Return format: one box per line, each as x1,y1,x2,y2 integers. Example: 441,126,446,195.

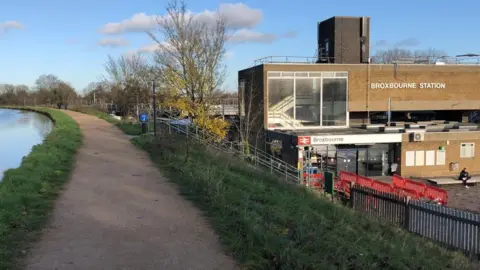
270,158,273,173
349,183,355,209
285,165,288,181
403,196,411,230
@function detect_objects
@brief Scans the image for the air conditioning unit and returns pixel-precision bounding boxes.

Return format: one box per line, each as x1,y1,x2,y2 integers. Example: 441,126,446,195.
411,132,425,142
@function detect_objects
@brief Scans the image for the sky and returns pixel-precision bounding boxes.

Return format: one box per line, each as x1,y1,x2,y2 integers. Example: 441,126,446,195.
1,0,479,92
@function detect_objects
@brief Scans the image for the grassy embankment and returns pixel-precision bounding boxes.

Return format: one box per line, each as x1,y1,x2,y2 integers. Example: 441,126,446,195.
70,106,145,135
73,106,473,269
133,134,473,270
0,107,82,270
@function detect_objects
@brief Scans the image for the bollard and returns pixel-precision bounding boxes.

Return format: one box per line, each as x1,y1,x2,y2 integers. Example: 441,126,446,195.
141,122,148,134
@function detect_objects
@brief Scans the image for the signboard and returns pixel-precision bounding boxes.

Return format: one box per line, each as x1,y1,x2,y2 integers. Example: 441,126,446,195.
139,113,149,123
370,82,446,89
302,133,402,145
298,136,311,145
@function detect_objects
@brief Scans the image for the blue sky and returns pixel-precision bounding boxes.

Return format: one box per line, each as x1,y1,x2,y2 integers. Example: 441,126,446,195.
1,0,479,92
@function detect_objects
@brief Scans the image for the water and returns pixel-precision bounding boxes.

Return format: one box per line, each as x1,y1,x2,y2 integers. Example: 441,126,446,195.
0,109,53,180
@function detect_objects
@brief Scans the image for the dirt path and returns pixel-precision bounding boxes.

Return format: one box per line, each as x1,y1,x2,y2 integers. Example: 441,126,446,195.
24,111,238,270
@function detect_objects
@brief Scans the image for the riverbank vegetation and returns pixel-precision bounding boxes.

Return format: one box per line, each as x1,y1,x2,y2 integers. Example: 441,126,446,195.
0,107,82,270
132,133,473,270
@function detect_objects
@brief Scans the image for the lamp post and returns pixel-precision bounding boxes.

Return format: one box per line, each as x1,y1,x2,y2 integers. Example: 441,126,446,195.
152,80,157,136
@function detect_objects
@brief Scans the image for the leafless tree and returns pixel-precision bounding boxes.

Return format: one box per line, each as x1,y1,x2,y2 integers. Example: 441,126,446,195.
148,0,228,109
373,48,448,63
104,54,153,116
238,71,265,154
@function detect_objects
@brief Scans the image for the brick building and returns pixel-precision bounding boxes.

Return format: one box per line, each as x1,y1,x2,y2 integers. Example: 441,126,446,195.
238,16,480,179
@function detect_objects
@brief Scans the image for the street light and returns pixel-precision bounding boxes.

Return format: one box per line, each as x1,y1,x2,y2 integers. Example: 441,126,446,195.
152,80,157,136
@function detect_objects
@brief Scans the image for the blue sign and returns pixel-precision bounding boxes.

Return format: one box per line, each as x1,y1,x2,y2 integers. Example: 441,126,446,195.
139,113,149,123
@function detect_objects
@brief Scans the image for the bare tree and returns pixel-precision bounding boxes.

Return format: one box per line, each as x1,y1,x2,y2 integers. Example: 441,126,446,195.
104,54,152,116
149,0,228,111
238,71,265,154
373,48,448,63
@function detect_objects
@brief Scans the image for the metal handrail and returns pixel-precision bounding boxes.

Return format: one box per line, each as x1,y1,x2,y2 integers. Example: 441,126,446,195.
156,116,301,183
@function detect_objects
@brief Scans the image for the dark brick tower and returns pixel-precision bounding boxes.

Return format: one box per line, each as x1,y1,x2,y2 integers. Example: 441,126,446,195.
316,16,371,64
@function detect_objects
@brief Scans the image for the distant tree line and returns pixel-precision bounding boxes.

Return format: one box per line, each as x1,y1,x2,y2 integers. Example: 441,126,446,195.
372,48,448,63
0,74,77,108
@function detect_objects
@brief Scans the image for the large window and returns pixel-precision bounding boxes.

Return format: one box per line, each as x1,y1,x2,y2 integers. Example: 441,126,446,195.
295,78,321,127
267,71,348,129
268,78,294,128
322,78,347,126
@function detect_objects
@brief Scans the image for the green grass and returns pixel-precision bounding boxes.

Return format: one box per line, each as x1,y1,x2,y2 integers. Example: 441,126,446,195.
132,134,473,270
0,107,82,270
70,106,145,135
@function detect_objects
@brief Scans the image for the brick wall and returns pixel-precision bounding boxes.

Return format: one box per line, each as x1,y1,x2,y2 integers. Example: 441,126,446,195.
399,132,480,178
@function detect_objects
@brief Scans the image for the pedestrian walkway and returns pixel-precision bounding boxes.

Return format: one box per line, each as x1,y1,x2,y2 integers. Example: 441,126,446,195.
24,110,237,270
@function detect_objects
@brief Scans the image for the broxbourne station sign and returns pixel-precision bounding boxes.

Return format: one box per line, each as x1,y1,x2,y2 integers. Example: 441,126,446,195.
297,134,403,146
371,82,446,89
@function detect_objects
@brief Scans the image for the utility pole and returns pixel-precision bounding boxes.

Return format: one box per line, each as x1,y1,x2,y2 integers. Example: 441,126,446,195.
152,80,157,136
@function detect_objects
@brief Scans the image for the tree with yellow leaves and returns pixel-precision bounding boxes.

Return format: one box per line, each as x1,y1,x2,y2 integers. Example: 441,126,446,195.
148,0,230,140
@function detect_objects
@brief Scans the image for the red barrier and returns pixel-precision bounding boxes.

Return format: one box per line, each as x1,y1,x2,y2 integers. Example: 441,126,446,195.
371,180,395,194
303,173,324,188
357,176,373,187
339,171,358,183
392,174,405,189
425,186,449,205
404,179,427,197
397,188,420,200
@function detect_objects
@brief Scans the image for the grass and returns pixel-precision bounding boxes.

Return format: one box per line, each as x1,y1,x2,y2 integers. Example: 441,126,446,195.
0,107,82,270
132,134,473,270
70,106,146,135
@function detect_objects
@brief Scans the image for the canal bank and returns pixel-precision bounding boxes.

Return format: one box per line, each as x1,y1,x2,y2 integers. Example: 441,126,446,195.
0,108,54,180
0,107,82,270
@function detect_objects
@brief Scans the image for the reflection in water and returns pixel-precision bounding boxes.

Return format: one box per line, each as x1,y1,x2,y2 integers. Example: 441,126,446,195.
0,109,53,180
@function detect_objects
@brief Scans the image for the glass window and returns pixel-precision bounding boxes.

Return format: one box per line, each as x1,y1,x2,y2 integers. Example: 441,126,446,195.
295,78,321,127
268,72,281,78
460,143,475,158
322,72,335,78
322,78,347,126
268,78,294,128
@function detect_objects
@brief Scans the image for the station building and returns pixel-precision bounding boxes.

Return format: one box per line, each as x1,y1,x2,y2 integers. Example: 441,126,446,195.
238,16,480,179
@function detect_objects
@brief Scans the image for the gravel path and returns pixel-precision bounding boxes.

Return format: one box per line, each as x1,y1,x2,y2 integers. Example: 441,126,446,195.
24,111,238,270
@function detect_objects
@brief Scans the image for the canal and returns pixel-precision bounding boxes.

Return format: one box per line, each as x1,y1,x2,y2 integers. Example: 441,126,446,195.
0,109,53,180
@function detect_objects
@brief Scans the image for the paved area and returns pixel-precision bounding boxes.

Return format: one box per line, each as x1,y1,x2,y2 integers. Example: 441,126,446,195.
371,175,480,214
441,184,480,214
24,110,237,270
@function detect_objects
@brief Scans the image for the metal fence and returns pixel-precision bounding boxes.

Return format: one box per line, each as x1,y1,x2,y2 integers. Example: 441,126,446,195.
351,185,480,257
155,118,301,183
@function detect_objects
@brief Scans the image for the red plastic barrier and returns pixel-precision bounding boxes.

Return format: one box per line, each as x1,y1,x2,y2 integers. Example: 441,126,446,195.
397,188,420,200
392,174,405,189
303,173,324,188
356,175,373,187
339,171,358,183
334,176,341,191
371,180,395,194
425,186,449,205
340,179,352,196
404,179,427,197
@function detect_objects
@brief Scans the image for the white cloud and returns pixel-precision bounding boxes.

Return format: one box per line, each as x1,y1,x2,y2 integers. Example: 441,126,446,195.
0,21,24,34
99,3,262,35
98,37,129,47
225,51,234,60
229,29,297,44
